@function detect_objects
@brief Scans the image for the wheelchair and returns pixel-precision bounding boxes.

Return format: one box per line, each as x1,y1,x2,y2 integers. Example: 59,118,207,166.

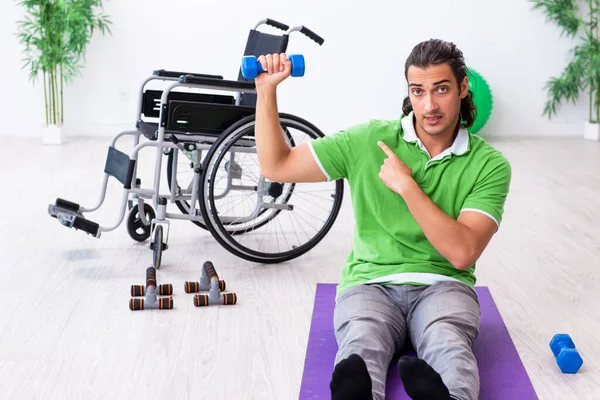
48,18,344,267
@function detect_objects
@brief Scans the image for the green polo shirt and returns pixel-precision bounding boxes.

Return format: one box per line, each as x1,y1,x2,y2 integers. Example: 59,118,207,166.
308,112,512,298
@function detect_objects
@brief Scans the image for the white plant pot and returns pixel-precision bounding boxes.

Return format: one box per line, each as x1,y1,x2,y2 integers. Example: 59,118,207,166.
583,121,600,142
41,125,66,145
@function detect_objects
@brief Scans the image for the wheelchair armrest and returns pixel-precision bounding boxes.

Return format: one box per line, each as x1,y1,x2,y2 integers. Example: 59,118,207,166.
179,75,256,91
153,69,224,79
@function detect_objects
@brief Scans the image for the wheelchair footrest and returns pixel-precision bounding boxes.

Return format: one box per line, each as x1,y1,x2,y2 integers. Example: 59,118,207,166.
48,200,100,238
55,198,81,213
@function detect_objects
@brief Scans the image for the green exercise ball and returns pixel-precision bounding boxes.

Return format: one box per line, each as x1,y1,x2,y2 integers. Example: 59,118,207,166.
466,68,493,135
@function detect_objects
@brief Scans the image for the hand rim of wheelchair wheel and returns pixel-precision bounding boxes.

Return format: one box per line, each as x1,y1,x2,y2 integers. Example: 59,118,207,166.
166,146,291,235
199,113,344,264
212,129,297,235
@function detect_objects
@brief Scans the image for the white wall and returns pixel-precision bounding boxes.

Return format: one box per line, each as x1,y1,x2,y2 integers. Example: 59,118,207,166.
1,0,590,139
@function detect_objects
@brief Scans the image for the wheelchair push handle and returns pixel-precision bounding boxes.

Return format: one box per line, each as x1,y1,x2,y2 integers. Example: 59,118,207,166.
299,25,324,46
265,18,289,31
241,54,305,79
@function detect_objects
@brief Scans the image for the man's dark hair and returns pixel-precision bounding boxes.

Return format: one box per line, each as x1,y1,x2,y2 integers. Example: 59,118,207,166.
402,39,477,129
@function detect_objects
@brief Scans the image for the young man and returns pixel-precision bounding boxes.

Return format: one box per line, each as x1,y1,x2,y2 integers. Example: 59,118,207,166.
253,39,511,400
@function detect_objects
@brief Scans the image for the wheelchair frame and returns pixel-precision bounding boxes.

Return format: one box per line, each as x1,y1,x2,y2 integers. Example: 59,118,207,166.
48,18,343,267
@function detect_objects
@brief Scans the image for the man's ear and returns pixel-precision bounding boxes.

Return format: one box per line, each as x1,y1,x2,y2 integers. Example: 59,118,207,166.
460,76,469,99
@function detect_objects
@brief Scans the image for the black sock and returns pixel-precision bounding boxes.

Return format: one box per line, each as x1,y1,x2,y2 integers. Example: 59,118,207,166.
330,354,372,400
397,356,451,400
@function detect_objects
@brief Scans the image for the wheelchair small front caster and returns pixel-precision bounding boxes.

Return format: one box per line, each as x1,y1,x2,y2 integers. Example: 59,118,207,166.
126,202,155,242
149,198,169,269
151,225,164,269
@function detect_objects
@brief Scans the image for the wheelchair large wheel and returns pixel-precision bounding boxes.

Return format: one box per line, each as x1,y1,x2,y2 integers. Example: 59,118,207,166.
166,143,291,235
199,113,344,264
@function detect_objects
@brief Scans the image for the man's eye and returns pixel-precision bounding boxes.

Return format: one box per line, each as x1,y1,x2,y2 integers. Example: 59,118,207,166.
437,86,448,93
412,89,422,95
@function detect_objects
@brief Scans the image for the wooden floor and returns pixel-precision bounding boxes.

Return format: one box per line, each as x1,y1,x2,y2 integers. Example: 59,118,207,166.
0,135,599,400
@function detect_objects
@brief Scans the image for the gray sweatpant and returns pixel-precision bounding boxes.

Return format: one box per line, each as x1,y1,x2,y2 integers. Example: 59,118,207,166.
333,281,481,400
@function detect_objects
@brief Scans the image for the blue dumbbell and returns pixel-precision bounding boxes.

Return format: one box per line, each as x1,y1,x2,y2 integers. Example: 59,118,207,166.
549,334,583,373
241,54,305,79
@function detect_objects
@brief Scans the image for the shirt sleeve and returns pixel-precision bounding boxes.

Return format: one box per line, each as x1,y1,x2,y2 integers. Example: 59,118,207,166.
460,154,512,228
308,122,369,181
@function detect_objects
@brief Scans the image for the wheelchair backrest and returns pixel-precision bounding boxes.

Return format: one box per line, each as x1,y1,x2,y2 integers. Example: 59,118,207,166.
236,30,289,106
138,24,296,139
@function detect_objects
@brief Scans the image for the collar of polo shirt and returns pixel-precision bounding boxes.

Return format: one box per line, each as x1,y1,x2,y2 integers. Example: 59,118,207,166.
400,111,470,163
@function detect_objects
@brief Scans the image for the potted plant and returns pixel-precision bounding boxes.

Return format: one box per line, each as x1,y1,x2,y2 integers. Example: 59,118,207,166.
16,0,112,145
531,0,600,141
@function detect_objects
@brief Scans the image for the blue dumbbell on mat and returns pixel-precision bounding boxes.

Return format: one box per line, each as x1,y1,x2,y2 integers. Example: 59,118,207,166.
241,54,305,79
550,334,583,373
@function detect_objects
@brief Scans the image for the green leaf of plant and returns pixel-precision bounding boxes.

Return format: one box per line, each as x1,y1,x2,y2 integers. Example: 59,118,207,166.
15,0,112,123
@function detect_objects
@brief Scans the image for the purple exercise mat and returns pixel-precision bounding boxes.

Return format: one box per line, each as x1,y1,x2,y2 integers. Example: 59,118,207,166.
299,284,538,400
